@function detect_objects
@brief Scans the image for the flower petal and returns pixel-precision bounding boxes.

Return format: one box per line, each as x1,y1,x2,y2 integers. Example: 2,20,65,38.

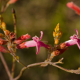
36,44,40,54
76,42,80,49
75,29,79,37
39,31,43,40
24,40,36,47
65,40,77,46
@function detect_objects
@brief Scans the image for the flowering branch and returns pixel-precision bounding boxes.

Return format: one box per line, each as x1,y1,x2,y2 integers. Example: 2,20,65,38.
0,1,80,80
13,58,80,80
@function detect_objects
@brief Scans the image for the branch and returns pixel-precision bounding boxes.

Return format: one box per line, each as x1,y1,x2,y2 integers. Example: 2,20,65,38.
11,8,17,78
13,60,80,80
0,52,12,80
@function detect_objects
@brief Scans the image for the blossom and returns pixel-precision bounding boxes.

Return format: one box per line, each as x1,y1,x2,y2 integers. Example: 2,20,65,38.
67,2,80,15
65,29,80,49
17,31,49,54
8,0,18,4
0,45,9,53
0,38,8,45
14,34,31,44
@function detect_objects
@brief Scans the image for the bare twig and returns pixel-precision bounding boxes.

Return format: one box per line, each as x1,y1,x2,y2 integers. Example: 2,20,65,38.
11,8,17,78
13,62,47,80
12,8,17,38
13,60,80,80
0,52,12,80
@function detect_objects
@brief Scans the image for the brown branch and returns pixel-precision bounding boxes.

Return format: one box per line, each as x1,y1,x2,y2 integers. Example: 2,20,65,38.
0,52,12,80
13,61,80,80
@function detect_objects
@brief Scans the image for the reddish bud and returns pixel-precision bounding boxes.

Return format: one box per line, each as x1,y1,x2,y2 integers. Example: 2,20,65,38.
0,45,9,53
0,38,8,45
4,30,10,36
67,2,80,15
16,42,27,49
53,50,60,56
59,43,67,49
9,32,16,40
1,22,6,31
8,0,17,4
0,33,5,38
14,34,31,44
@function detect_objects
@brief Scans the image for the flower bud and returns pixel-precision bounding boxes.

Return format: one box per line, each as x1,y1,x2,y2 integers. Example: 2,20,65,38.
59,43,67,49
54,38,59,45
0,45,10,53
14,34,31,44
55,23,59,32
7,0,17,4
0,33,5,38
1,22,6,31
4,30,10,36
0,38,8,45
53,31,56,37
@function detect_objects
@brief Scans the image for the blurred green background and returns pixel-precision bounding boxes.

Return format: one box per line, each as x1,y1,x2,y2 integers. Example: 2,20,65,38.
1,0,80,80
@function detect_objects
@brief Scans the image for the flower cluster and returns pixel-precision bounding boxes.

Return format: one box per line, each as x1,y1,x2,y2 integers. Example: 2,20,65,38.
1,1,80,80
17,31,50,54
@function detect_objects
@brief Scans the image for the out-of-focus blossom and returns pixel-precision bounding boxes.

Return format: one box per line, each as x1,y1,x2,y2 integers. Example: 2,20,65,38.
65,29,80,49
0,33,5,38
17,31,49,54
8,0,18,4
0,38,8,45
14,34,31,44
1,22,6,31
9,32,16,41
67,2,80,15
0,45,9,53
4,30,10,36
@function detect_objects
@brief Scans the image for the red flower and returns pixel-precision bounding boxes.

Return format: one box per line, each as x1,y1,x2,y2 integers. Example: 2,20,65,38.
8,0,18,4
67,2,80,15
14,34,31,44
0,45,9,53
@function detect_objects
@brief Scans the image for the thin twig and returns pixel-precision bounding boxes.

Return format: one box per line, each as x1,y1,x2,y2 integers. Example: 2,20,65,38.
0,52,12,80
11,8,17,78
13,61,80,80
12,8,17,37
13,62,46,80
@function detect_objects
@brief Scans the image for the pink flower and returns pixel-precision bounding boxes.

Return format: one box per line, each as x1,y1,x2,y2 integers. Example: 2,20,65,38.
17,31,49,54
67,2,80,15
65,29,80,49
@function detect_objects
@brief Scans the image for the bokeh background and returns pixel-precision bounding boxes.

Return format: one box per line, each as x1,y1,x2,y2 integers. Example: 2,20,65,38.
1,0,80,80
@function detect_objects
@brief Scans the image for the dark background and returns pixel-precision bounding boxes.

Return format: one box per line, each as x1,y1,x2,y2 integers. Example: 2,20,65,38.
1,0,80,80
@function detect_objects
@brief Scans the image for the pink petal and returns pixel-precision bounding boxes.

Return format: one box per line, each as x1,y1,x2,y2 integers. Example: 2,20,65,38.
36,44,40,54
65,40,77,46
75,29,79,37
39,41,49,49
76,42,80,49
32,36,39,42
39,31,43,40
24,40,36,47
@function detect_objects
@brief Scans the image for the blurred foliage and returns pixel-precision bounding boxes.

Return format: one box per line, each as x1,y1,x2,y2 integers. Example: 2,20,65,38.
1,0,80,80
